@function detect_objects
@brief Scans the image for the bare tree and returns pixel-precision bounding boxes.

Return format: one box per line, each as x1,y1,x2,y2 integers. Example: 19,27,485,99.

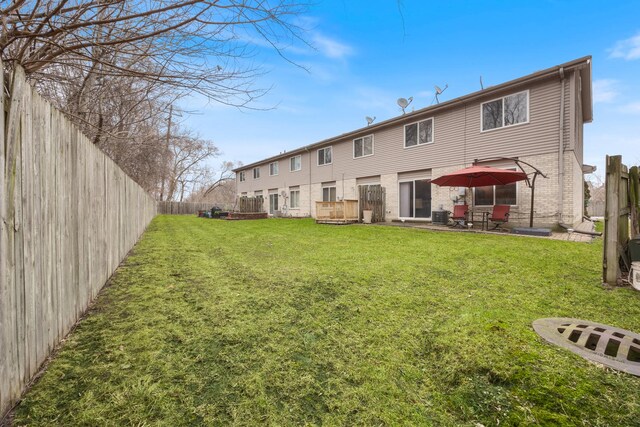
160,128,220,202
1,0,308,194
1,0,308,106
189,179,237,207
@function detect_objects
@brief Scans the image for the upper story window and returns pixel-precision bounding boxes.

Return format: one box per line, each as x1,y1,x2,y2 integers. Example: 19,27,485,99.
239,171,246,182
269,161,279,176
481,90,529,131
318,147,332,166
253,167,260,179
405,118,433,148
290,155,301,172
354,135,374,158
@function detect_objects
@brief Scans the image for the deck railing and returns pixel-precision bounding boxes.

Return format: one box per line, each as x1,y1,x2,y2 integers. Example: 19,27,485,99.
315,200,359,221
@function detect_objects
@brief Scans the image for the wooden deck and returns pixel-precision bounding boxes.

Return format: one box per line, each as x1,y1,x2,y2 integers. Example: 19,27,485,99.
315,200,359,224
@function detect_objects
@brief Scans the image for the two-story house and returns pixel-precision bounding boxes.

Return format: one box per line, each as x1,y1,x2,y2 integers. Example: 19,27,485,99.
234,56,593,228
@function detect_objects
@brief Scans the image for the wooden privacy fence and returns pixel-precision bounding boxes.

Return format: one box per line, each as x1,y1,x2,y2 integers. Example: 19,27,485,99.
238,196,264,213
0,62,157,418
587,200,605,217
358,185,386,222
603,155,635,285
157,201,213,215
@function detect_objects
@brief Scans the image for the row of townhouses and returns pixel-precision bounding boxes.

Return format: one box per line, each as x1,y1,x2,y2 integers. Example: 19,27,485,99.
234,56,593,228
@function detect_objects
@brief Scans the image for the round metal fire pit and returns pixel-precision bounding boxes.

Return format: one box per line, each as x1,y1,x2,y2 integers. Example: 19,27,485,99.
533,318,640,376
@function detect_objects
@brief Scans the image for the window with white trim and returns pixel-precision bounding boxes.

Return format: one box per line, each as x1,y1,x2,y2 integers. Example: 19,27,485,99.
269,161,279,176
290,188,300,209
317,147,332,166
239,171,245,182
290,155,301,172
354,135,374,158
253,167,260,179
474,169,518,206
322,187,336,202
481,91,529,131
405,118,433,147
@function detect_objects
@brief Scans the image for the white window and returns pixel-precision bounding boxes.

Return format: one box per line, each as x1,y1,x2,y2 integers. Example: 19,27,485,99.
322,187,336,202
254,190,263,197
404,118,434,148
269,161,279,176
481,90,529,131
239,171,245,182
290,155,301,172
318,147,332,166
290,188,300,208
474,169,518,206
253,167,260,179
353,135,374,158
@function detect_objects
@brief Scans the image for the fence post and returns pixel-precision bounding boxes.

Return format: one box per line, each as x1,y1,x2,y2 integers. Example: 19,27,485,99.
604,155,621,285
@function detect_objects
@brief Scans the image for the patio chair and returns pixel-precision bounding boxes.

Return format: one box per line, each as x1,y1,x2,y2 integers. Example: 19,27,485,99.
450,204,468,228
489,204,511,230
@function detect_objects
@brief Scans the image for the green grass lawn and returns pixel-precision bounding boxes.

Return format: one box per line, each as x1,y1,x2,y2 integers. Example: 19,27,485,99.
13,216,640,426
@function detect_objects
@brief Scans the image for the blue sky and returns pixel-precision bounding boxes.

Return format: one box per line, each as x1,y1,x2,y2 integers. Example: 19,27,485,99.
182,0,640,182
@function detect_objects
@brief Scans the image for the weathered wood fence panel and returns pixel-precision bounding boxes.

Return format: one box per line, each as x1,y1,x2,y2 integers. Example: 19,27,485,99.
603,155,630,285
358,185,386,222
238,196,264,213
587,200,605,217
157,201,213,215
0,62,157,418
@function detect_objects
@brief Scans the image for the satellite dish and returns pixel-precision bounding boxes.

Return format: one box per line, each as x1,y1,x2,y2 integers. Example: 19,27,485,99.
280,190,287,198
365,116,376,126
434,84,448,104
397,96,413,114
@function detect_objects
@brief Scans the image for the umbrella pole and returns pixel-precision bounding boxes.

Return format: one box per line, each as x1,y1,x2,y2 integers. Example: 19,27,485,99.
529,172,538,228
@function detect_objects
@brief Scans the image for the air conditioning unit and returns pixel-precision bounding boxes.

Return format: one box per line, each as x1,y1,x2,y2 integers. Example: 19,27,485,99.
632,262,640,291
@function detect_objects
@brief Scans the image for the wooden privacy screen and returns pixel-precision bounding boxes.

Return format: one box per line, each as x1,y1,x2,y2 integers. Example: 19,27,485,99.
603,155,632,285
0,63,157,417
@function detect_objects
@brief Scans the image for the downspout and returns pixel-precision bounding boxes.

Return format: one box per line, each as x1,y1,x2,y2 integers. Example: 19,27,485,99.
305,147,312,215
558,67,566,224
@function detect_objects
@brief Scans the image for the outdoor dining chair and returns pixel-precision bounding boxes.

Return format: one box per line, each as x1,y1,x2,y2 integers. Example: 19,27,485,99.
450,204,468,228
489,204,511,230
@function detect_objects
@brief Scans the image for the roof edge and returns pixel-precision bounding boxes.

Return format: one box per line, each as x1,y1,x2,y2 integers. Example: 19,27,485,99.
234,56,593,172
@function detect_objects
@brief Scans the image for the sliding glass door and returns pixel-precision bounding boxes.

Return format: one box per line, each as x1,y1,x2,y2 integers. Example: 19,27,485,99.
399,179,431,218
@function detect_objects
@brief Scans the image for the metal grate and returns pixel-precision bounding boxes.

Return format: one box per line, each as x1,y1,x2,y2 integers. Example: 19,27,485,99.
533,318,640,376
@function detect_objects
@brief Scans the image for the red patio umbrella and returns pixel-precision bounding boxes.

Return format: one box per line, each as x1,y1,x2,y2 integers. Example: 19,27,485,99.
432,165,531,227
431,165,527,188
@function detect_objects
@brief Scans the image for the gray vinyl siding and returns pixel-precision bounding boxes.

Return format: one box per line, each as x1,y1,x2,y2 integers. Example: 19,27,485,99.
237,73,583,193
237,151,312,193
562,72,572,151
